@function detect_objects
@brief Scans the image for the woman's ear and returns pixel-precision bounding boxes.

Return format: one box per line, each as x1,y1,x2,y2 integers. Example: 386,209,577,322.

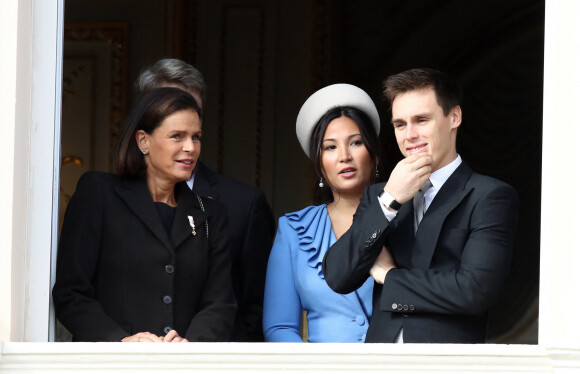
135,130,149,155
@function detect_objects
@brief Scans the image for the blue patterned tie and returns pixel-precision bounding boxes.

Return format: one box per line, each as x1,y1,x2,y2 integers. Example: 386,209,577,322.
413,179,432,232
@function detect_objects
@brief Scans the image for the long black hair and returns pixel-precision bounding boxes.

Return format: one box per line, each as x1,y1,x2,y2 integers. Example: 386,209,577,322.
309,106,381,203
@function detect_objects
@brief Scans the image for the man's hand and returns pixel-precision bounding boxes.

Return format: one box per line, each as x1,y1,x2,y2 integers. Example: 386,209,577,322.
370,246,396,284
384,154,432,204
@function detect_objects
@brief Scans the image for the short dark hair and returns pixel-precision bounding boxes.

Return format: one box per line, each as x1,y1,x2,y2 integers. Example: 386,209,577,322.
309,106,381,202
383,68,462,115
114,87,201,176
136,58,207,106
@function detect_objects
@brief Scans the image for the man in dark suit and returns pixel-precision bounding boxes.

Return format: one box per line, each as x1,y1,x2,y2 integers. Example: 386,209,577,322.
136,58,275,341
322,68,519,343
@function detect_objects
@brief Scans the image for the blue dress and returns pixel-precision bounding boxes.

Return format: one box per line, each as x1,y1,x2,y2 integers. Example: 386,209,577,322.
263,205,374,342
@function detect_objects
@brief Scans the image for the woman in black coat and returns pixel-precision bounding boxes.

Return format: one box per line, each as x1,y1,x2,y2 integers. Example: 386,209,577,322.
53,87,236,342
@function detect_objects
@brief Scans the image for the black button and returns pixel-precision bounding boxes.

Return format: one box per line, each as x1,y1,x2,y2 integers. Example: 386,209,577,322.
409,305,415,311
163,326,173,334
397,304,403,311
403,305,409,311
163,295,173,304
165,265,175,274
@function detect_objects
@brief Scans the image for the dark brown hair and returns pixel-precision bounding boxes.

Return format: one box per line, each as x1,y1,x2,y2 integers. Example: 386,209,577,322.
383,68,462,116
309,106,381,202
114,87,201,176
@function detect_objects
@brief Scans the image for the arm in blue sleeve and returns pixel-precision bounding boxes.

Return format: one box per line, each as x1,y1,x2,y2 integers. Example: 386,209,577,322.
262,219,304,342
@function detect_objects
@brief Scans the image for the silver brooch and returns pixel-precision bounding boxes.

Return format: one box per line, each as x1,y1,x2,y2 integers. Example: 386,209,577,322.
187,215,196,236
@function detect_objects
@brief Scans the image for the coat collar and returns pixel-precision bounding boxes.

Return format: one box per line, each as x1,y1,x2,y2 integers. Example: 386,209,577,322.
411,162,474,268
114,177,207,252
192,161,220,200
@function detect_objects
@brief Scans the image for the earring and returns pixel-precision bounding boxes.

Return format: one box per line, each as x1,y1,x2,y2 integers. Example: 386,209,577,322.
318,178,324,188
375,166,379,178
139,148,147,155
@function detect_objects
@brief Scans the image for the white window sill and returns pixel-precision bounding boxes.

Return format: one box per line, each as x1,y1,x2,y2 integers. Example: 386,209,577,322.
1,342,579,373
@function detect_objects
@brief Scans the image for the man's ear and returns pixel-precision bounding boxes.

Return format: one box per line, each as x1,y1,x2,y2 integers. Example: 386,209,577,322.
450,105,462,129
135,130,149,153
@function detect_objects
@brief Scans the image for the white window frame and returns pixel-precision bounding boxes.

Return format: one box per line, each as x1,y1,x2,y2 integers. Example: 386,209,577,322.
4,0,580,371
23,0,64,342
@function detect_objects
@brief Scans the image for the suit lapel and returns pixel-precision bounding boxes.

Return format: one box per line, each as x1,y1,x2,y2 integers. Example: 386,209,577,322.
114,177,174,252
192,162,220,200
171,182,208,248
412,162,474,269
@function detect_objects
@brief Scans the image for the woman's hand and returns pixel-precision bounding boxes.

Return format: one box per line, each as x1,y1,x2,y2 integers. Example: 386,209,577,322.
121,332,162,342
161,329,189,343
369,246,396,284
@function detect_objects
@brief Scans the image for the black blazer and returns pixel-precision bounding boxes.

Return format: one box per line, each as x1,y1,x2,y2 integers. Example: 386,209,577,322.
323,162,519,343
52,171,237,342
193,162,275,341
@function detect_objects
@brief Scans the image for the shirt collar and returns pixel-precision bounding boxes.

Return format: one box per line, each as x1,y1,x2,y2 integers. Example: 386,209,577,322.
429,154,462,192
186,169,196,190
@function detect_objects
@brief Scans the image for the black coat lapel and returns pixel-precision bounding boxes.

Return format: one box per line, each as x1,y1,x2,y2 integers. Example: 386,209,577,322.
192,162,220,200
114,177,174,252
171,182,208,248
412,162,474,269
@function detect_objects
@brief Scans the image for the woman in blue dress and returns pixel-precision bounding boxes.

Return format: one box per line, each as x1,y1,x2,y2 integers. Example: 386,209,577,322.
263,84,382,342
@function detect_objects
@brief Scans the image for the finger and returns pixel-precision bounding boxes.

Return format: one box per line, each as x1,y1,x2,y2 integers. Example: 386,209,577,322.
140,332,162,342
168,335,189,343
403,153,423,163
163,330,179,342
409,155,432,169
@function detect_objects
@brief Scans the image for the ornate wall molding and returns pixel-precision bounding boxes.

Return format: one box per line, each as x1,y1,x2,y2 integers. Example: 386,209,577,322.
64,23,129,153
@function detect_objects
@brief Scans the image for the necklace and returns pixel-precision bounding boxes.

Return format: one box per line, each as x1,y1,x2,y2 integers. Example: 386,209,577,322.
331,201,352,229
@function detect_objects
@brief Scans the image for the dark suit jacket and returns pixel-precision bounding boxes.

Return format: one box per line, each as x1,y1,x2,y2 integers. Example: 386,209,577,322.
323,162,519,343
52,171,237,342
192,162,275,341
